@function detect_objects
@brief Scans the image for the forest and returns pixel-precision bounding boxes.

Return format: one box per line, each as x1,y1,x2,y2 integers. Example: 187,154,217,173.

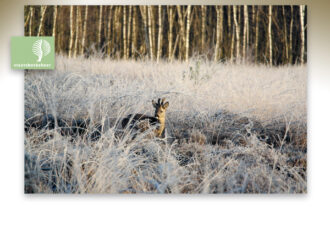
24,5,307,65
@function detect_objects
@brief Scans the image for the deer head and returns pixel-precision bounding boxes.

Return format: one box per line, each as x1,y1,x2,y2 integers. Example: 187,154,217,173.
152,98,169,138
152,98,169,121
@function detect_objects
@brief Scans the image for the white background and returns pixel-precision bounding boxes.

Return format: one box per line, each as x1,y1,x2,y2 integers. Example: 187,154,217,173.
0,0,329,229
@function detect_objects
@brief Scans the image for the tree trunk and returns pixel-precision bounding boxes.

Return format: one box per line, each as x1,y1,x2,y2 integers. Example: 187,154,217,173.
282,6,289,63
299,5,305,64
37,6,47,36
58,8,64,54
238,6,241,27
147,6,154,60
131,6,137,58
114,7,122,58
156,5,163,62
252,6,255,29
233,6,240,59
68,6,74,58
123,6,127,59
185,6,191,62
230,23,235,62
219,6,223,60
150,6,156,57
167,6,174,60
289,6,294,64
52,6,58,37
246,6,249,46
81,6,88,56
139,6,149,57
73,6,81,58
172,34,179,60
24,7,31,36
201,5,206,52
127,6,132,59
123,6,127,60
24,7,31,31
106,6,113,57
97,6,103,50
255,6,259,63
28,6,34,36
214,6,221,61
176,5,186,60
243,5,248,60
227,5,231,30
268,5,273,65
228,6,234,62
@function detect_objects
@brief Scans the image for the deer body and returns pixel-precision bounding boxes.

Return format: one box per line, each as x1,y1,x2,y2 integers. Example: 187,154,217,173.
122,98,169,138
24,113,102,141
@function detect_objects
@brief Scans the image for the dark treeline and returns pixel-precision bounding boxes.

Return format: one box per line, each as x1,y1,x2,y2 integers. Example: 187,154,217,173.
24,5,307,65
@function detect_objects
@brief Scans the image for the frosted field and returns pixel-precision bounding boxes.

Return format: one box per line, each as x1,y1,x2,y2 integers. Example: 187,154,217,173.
24,56,307,193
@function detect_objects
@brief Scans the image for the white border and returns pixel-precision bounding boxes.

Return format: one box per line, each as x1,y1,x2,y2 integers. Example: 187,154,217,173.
0,1,329,230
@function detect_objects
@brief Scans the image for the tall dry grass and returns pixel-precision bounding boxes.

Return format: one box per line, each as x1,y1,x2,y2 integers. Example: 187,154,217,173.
24,55,307,193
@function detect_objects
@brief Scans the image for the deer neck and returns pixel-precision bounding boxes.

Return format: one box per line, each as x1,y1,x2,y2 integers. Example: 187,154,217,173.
154,115,166,137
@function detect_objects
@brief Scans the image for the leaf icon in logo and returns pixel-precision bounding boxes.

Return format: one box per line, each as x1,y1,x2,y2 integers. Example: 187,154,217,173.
32,39,51,62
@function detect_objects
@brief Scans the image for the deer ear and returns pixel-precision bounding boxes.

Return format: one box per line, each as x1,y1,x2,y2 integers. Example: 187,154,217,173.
163,102,169,109
152,100,157,108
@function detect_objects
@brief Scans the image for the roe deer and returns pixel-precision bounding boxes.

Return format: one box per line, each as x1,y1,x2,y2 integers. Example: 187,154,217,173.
122,98,169,138
24,113,102,141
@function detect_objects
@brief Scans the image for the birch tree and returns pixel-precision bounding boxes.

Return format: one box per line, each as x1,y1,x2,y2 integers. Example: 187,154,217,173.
106,6,113,57
97,6,103,49
24,7,31,31
150,6,156,57
131,6,137,58
28,6,34,36
147,6,154,60
68,6,74,58
81,6,88,56
201,5,206,52
289,6,294,64
73,6,81,58
227,5,231,32
176,5,186,60
282,6,289,63
229,6,235,62
255,6,259,63
114,7,122,57
127,6,132,58
156,5,163,62
185,5,191,62
214,6,221,61
167,6,174,60
268,5,273,65
58,8,64,53
299,5,306,64
243,5,249,60
123,6,127,59
139,6,149,57
219,6,223,59
37,6,47,36
233,6,240,59
52,6,58,37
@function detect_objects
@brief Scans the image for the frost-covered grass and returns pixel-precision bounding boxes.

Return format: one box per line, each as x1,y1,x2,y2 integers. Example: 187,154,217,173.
24,55,307,193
